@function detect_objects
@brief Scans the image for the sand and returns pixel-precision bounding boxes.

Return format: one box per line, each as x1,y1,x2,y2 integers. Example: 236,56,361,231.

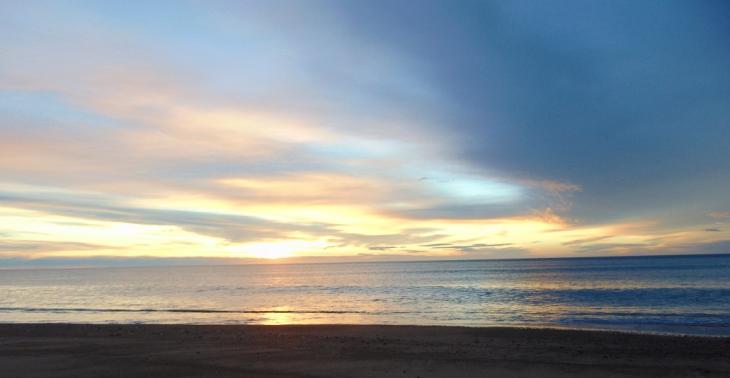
0,324,728,377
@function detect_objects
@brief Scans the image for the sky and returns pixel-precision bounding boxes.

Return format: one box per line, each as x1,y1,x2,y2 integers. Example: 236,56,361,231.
1,0,729,266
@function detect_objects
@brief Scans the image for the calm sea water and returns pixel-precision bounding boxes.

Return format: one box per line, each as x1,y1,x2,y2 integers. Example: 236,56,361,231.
1,254,729,335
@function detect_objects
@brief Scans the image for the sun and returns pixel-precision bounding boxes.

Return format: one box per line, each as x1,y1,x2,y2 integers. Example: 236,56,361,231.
246,243,295,259
225,239,329,259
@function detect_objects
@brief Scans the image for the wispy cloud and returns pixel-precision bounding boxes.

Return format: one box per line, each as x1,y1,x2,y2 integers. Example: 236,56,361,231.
708,212,730,219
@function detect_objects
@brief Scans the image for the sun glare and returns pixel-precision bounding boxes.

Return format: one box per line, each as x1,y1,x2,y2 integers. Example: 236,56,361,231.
224,239,329,259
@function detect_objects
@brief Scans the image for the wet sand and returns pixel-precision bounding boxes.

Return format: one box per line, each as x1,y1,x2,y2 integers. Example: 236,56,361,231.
0,324,728,377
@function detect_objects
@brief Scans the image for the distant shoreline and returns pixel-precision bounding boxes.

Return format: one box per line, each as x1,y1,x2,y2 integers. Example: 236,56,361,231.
1,251,728,271
1,323,728,377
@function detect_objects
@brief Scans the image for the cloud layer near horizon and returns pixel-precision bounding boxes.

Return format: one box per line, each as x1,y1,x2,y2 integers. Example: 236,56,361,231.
1,0,729,265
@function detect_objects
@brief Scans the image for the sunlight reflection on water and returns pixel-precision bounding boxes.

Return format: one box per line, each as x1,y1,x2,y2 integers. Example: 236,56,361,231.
1,255,729,335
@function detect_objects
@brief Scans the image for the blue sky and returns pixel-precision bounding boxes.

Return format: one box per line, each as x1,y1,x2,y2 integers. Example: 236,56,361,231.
1,0,729,265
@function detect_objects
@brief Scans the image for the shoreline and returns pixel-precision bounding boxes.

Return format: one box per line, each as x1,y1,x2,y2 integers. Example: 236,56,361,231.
2,320,729,338
1,323,729,377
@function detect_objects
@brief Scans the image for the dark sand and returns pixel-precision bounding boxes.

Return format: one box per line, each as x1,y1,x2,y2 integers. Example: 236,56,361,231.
0,324,728,377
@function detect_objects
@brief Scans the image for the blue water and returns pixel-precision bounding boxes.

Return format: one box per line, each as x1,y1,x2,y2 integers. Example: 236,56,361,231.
1,254,729,336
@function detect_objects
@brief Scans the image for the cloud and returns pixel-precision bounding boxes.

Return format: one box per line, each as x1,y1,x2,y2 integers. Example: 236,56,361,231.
0,240,117,254
0,256,263,269
668,240,730,255
455,246,530,259
569,238,730,257
708,212,730,219
425,242,513,251
562,235,614,246
367,246,396,251
574,243,654,255
0,190,332,244
1,1,729,265
339,0,730,226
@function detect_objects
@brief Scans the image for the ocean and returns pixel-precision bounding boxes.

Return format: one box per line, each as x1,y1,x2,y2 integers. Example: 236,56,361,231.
1,254,729,336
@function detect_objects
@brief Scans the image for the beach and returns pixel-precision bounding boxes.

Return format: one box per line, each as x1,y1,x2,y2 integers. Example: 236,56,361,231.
1,324,728,377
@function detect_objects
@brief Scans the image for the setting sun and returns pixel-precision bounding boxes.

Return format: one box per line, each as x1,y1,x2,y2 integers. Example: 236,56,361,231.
224,239,330,259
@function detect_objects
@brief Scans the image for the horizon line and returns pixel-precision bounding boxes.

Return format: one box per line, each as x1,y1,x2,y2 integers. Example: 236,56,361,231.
1,252,727,271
